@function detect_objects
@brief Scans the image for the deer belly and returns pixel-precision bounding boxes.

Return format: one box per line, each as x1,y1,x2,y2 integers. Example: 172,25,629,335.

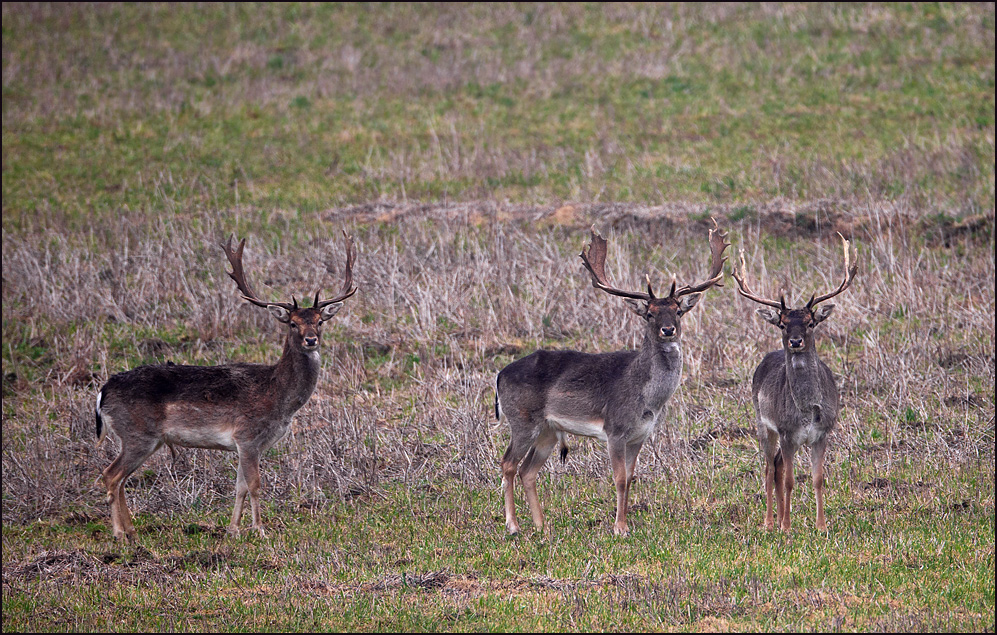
162,425,237,451
162,404,239,450
547,415,608,442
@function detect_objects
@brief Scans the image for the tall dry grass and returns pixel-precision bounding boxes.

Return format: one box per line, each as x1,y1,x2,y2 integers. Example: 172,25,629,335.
1,201,993,526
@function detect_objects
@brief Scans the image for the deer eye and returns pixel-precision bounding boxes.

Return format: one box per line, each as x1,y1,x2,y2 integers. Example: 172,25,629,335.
778,323,786,330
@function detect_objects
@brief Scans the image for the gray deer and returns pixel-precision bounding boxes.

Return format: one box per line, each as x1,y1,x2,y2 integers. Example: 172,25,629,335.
496,220,729,536
732,234,857,532
95,232,357,541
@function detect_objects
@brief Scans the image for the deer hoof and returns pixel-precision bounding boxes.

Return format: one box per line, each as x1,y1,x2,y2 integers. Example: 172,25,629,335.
612,523,630,537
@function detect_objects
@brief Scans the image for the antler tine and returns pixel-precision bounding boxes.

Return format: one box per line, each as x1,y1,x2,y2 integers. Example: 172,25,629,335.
731,248,784,310
579,227,651,301
807,232,858,309
314,230,359,309
220,234,296,310
674,217,731,297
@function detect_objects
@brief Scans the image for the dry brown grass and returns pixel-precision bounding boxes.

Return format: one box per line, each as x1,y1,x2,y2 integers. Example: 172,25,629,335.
2,201,993,527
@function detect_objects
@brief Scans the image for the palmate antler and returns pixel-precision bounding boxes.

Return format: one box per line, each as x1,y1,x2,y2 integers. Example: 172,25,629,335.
222,230,357,310
733,232,858,310
806,233,857,309
579,217,730,301
314,230,358,309
221,235,298,311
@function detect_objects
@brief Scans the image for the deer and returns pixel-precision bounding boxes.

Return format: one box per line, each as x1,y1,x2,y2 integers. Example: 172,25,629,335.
731,233,857,532
94,231,357,541
496,219,729,536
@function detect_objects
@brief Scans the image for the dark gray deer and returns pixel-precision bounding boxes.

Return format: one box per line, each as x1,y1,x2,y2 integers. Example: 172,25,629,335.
496,220,729,536
732,233,857,532
95,232,357,541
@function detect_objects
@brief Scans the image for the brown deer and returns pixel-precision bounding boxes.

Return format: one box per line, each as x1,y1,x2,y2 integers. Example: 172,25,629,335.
95,231,357,541
732,233,857,532
496,220,729,536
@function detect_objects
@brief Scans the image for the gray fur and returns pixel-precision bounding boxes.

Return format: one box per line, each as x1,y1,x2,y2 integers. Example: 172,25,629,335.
497,296,694,537
751,307,839,532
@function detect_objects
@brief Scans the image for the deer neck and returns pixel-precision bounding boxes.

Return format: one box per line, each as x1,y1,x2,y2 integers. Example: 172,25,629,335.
270,337,322,415
636,333,683,410
784,346,823,416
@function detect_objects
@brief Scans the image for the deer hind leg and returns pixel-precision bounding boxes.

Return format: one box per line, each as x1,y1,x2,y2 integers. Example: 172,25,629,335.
102,437,161,542
500,431,530,535
518,427,558,533
811,439,828,531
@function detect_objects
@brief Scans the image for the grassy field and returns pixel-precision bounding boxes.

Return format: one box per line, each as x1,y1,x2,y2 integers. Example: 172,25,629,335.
2,3,994,632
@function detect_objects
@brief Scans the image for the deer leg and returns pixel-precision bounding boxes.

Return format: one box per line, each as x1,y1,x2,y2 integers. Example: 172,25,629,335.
811,439,828,531
608,441,630,536
229,464,250,536
230,447,264,537
102,438,161,542
518,428,558,532
758,429,780,531
621,439,645,522
780,446,797,532
500,421,535,536
772,449,786,531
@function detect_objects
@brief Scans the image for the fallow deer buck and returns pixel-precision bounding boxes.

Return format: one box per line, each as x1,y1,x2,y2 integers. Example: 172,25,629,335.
732,233,857,532
95,231,357,541
497,220,729,536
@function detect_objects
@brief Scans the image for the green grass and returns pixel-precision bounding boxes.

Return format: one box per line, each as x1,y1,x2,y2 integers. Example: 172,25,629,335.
3,3,994,233
3,472,993,632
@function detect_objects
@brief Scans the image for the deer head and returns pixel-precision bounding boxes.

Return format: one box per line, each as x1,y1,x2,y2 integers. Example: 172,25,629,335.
732,232,857,352
579,218,730,343
221,230,357,352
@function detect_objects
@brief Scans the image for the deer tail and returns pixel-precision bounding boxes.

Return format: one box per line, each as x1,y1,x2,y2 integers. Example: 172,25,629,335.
95,390,106,445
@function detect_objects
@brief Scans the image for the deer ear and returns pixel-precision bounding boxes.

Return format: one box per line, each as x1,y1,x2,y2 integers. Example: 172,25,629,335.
320,302,343,322
267,305,292,323
756,307,781,326
625,299,649,319
677,293,702,314
812,303,835,324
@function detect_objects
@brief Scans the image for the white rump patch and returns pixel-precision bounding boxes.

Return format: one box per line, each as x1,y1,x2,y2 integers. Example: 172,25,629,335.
793,422,824,447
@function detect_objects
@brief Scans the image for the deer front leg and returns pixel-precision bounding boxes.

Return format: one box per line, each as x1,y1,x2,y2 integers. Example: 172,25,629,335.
230,447,264,537
811,438,828,531
759,429,780,531
608,442,630,536
780,445,797,532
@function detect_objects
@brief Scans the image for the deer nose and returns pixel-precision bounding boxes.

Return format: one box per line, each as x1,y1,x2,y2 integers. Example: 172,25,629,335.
788,337,804,349
660,326,675,337
304,336,318,348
